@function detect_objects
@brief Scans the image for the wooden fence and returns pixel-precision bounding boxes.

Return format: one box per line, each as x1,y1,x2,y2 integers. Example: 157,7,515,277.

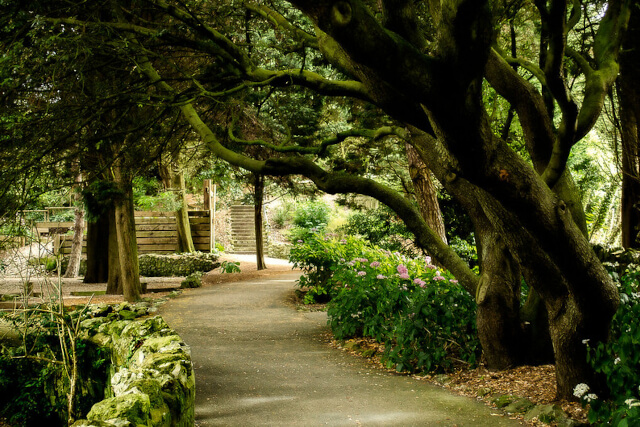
52,210,213,255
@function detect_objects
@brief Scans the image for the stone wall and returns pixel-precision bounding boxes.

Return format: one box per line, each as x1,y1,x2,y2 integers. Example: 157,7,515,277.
72,308,195,427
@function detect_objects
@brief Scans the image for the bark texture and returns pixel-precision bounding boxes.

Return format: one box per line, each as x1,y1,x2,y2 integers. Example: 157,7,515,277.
253,173,267,270
405,143,447,244
619,5,640,248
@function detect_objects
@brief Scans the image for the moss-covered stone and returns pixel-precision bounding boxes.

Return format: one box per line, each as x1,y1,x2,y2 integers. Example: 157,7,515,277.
87,393,152,426
524,404,571,424
138,252,219,277
491,394,515,408
503,398,535,414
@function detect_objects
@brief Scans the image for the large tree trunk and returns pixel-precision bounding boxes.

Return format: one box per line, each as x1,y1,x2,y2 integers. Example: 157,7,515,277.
474,222,525,369
84,211,109,283
159,161,195,253
619,5,640,249
253,173,267,270
106,161,142,302
64,169,85,278
405,143,447,243
106,207,122,295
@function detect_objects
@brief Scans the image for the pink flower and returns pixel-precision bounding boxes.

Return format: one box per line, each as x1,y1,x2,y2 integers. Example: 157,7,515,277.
399,273,410,279
370,261,380,268
397,264,408,275
357,271,367,277
376,274,387,279
413,278,426,286
425,256,432,264
449,279,459,284
340,239,347,244
297,239,303,243
433,275,445,281
426,264,437,270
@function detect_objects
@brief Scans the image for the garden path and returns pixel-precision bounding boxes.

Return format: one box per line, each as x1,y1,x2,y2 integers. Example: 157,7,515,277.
159,270,524,426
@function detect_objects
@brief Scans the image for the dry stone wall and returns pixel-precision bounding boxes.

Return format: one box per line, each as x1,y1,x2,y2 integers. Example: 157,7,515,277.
72,306,194,427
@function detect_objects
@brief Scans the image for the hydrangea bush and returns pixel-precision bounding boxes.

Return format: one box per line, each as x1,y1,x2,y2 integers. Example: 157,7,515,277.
290,232,480,373
577,266,640,425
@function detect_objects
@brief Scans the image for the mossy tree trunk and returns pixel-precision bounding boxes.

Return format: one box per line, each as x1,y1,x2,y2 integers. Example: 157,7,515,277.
106,159,141,302
159,160,195,253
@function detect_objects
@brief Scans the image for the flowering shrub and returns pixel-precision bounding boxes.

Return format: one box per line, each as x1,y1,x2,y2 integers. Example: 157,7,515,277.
291,232,480,373
288,233,370,303
579,266,640,424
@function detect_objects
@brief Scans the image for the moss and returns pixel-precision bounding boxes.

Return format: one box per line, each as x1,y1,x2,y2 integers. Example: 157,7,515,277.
87,393,151,426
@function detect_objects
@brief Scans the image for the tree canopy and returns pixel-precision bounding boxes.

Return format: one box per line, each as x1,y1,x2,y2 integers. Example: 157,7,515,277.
1,0,635,399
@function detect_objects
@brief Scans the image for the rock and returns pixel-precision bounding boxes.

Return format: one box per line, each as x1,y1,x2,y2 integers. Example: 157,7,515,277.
491,394,515,408
476,387,492,397
525,404,572,425
361,348,377,358
80,317,110,333
118,310,137,321
87,393,151,426
71,420,115,427
343,341,361,351
433,374,450,385
504,397,535,414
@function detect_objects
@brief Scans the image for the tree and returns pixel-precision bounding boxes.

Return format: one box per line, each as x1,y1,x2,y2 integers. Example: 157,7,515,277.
2,0,632,399
619,3,640,249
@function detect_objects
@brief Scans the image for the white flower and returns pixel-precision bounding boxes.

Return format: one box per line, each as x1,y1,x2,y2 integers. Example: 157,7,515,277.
582,339,590,345
625,399,640,408
614,357,621,365
573,383,590,399
584,393,598,402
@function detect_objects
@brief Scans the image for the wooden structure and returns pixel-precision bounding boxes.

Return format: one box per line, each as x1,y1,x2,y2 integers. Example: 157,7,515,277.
53,210,213,255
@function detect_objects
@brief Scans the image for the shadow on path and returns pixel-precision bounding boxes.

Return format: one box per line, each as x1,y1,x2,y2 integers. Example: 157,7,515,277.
160,272,523,426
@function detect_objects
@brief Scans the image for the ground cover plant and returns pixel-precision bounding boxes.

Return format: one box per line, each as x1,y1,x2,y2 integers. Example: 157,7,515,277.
290,232,479,374
573,264,640,425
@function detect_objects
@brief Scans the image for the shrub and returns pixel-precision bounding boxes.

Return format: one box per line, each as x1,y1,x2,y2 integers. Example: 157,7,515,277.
326,246,479,373
292,200,330,230
291,232,480,373
577,266,640,424
219,260,241,273
338,205,415,255
288,233,370,303
181,271,204,288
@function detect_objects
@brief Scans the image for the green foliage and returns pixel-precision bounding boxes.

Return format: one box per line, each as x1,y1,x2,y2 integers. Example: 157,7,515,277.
180,271,204,288
291,232,479,373
292,200,330,230
0,356,62,426
578,266,640,424
133,176,182,212
82,180,124,221
288,200,331,243
338,205,415,255
219,260,241,274
271,203,294,229
0,306,108,426
288,233,371,303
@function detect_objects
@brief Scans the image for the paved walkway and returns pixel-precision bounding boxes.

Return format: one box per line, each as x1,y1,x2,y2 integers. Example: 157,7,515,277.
159,272,523,426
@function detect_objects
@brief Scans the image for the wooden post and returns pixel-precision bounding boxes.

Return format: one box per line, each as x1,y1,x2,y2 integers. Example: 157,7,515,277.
212,184,217,252
204,180,216,252
203,179,212,211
